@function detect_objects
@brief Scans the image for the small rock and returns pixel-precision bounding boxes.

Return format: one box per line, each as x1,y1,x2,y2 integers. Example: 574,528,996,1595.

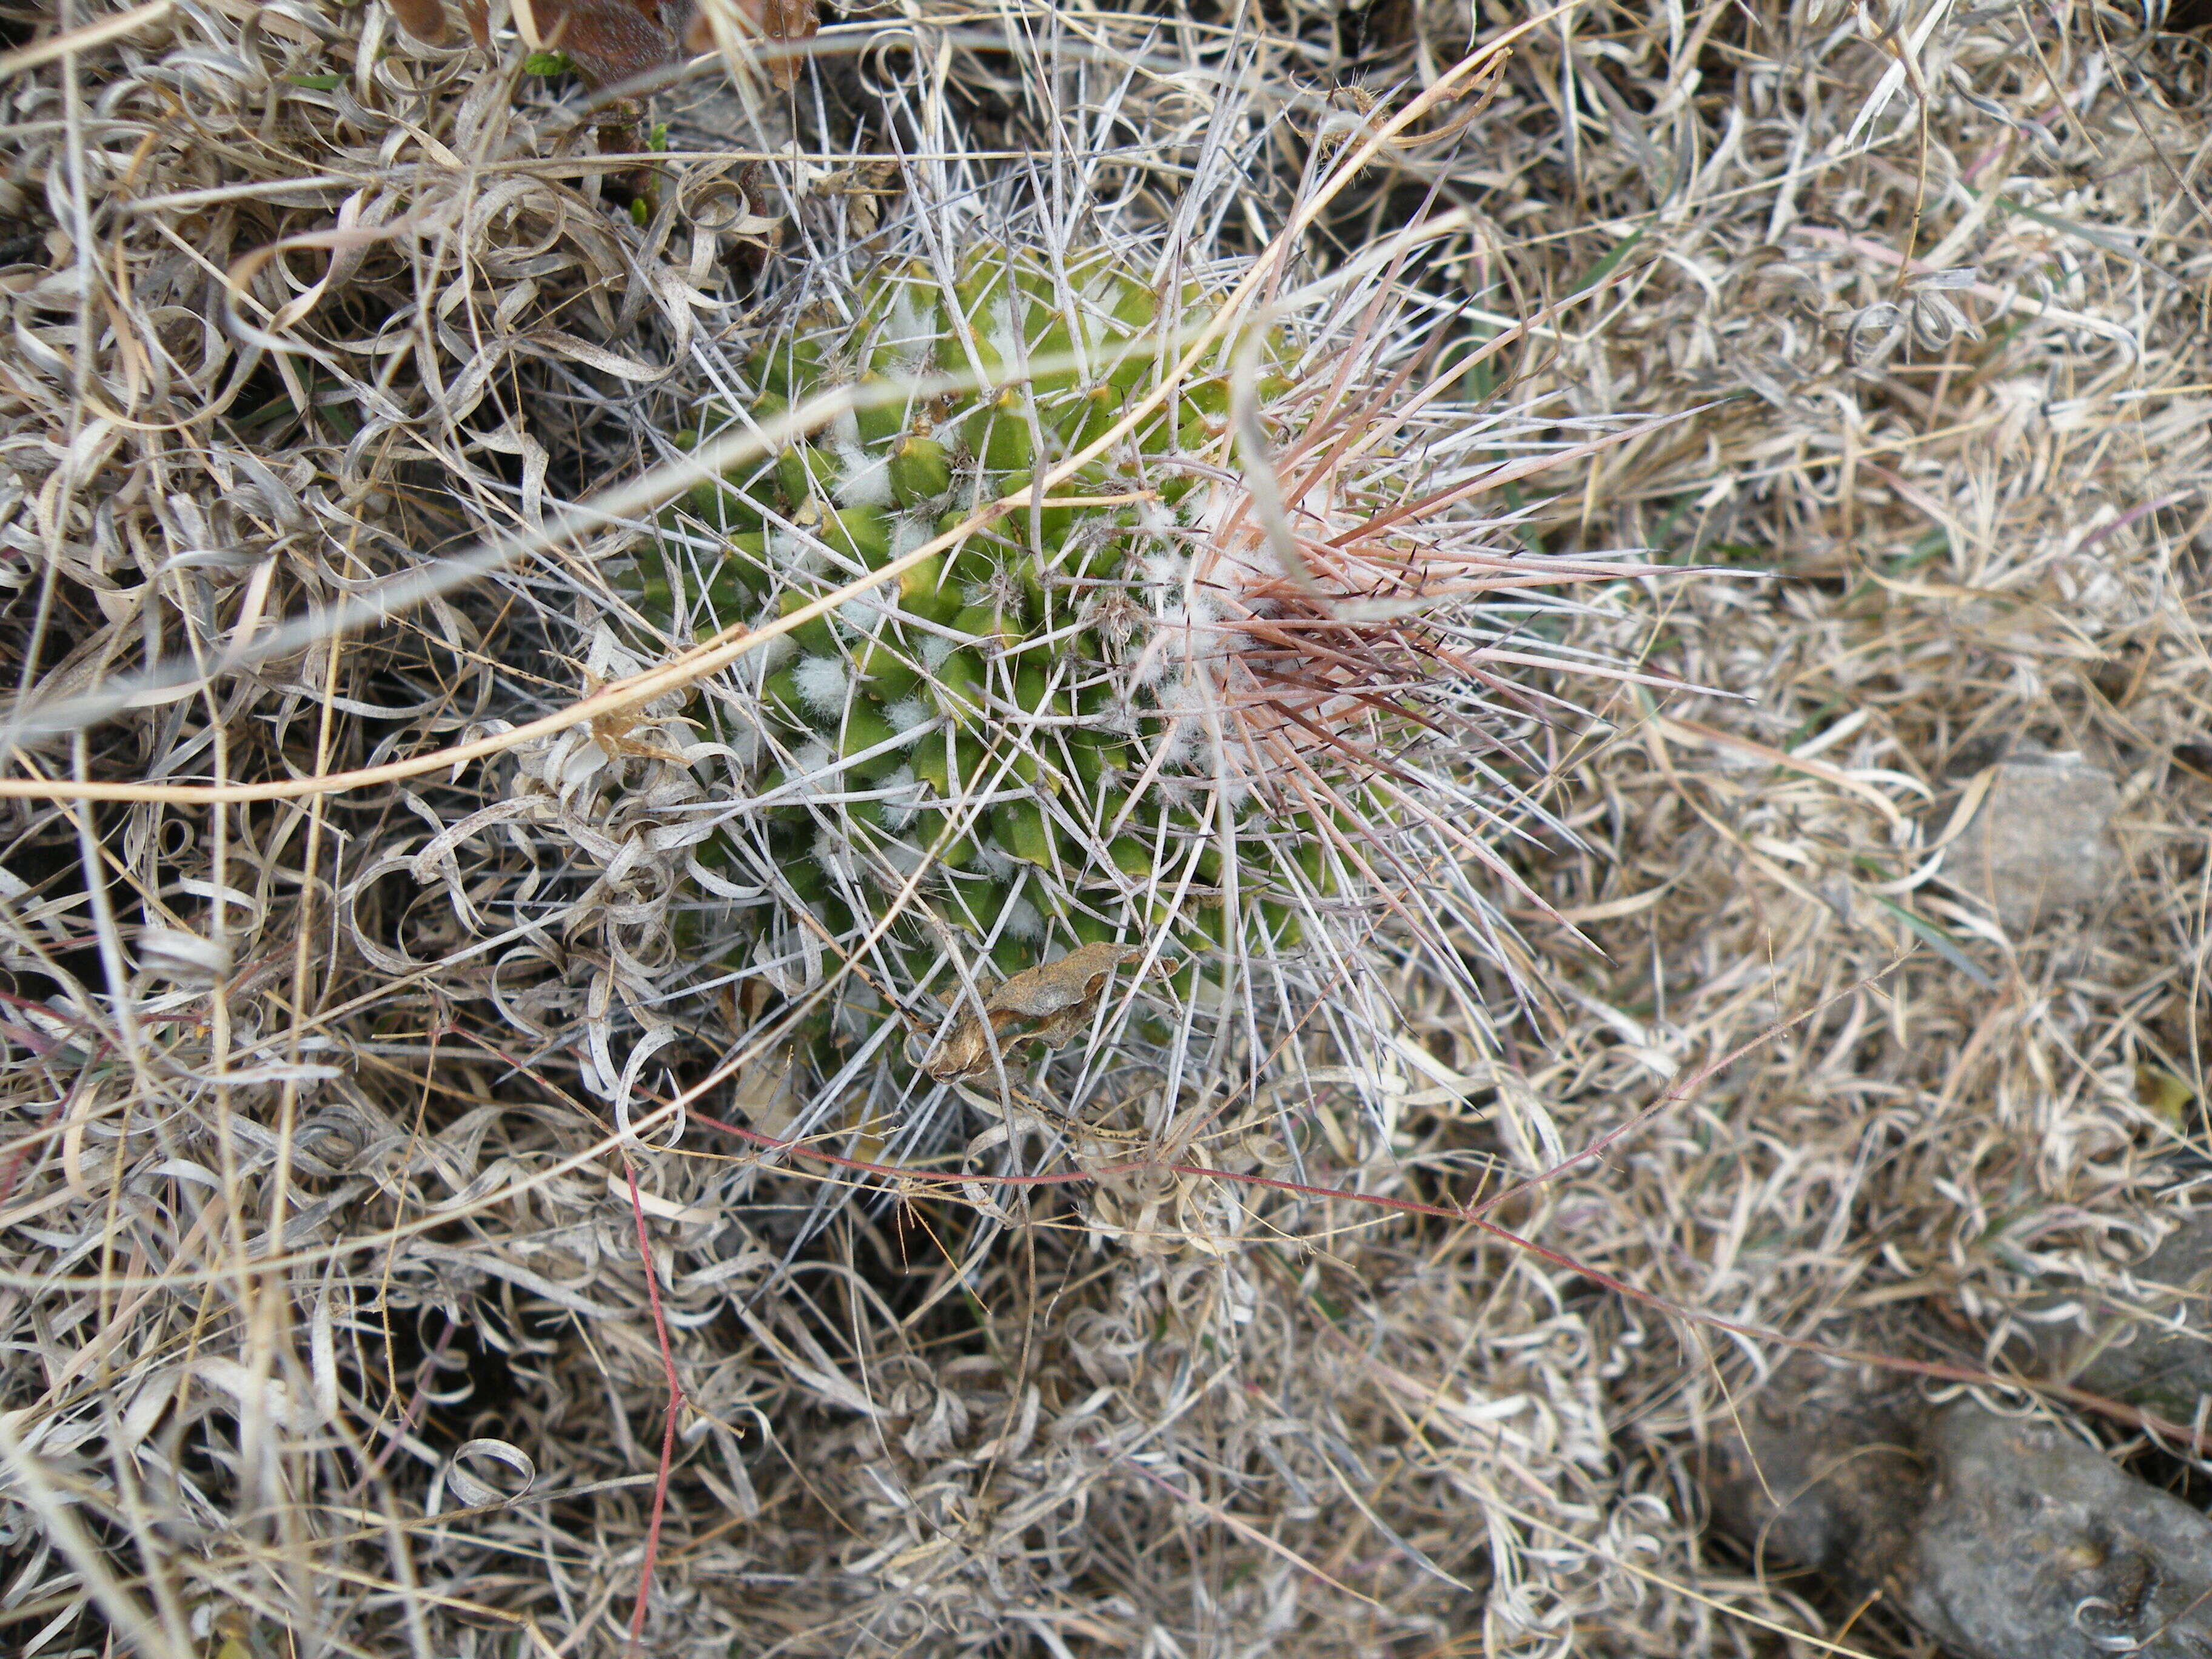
1954,752,2120,931
1909,1407,2212,1658
2019,1211,2212,1424
1710,1377,2212,1658
1706,1375,1922,1584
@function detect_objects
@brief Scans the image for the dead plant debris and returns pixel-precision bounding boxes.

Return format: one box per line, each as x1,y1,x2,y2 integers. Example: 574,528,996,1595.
2,1,2211,1656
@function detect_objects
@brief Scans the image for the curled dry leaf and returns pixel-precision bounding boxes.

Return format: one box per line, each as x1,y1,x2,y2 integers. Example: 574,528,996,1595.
924,943,1171,1084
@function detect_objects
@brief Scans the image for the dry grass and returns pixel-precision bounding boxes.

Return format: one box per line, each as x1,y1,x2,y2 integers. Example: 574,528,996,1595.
3,0,2211,1655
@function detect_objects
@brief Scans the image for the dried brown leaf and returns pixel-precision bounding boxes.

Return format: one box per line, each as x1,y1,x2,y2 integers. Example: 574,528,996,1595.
541,0,675,87
674,0,814,89
754,0,815,89
924,943,1165,1083
387,0,451,43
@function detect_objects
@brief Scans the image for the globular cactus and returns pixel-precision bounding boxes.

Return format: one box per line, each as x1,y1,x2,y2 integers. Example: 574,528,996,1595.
620,238,1643,1118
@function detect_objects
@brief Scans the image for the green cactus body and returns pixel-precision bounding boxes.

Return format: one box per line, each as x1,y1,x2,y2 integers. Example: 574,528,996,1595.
622,241,1617,1097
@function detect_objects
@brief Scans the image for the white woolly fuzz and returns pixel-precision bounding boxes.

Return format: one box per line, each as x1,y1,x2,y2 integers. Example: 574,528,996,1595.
811,826,859,883
1178,480,1227,530
885,697,934,737
1000,894,1044,942
793,655,850,718
754,626,797,674
985,295,1021,375
1133,533,1255,723
828,407,861,448
873,835,929,883
1150,677,1203,774
837,594,886,632
920,632,959,670
1207,767,1252,813
973,838,1015,879
1150,677,1211,769
834,444,893,507
719,722,763,772
1152,774,1198,813
1141,549,1188,591
1128,641,1169,689
786,740,838,800
884,285,933,370
1182,586,1225,630
1145,554,1226,647
771,528,826,574
1153,675,1206,718
891,514,935,557
876,764,922,830
1183,482,1293,606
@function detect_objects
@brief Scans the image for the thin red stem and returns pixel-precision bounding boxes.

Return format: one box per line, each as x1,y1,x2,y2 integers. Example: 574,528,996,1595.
623,1160,688,1651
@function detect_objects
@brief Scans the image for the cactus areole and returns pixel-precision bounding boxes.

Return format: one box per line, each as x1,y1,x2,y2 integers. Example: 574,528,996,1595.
622,243,1625,1090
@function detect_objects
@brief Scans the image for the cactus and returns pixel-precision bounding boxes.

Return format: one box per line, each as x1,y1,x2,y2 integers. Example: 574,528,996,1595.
620,239,1644,1114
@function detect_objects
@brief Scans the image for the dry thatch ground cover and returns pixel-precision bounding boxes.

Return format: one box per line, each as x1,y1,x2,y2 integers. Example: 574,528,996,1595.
3,0,2211,1654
